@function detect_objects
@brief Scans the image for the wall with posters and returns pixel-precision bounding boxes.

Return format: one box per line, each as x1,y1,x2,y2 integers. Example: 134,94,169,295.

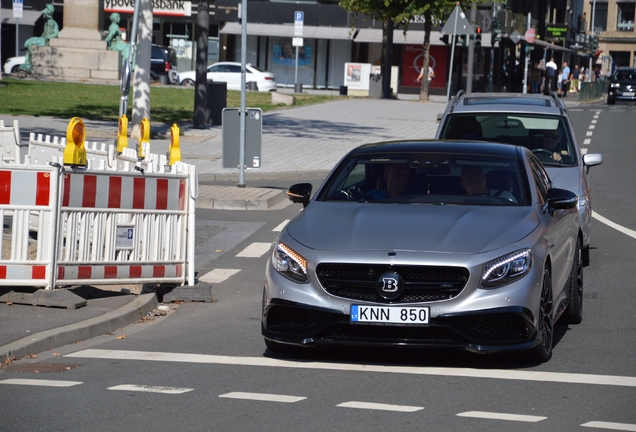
402,44,448,89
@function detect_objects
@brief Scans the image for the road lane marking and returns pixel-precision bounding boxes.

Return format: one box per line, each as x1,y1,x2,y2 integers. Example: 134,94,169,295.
338,401,423,412
199,269,240,283
583,139,591,145
457,411,546,422
108,384,193,394
0,379,82,387
65,349,636,388
219,392,306,403
593,212,636,241
581,148,588,155
591,120,597,124
272,220,289,232
236,242,271,257
586,131,593,136
582,421,636,431
589,125,596,129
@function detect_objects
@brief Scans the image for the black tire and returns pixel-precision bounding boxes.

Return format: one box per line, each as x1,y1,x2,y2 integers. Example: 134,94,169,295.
564,237,584,324
582,244,590,267
528,266,554,363
11,65,20,73
181,78,195,88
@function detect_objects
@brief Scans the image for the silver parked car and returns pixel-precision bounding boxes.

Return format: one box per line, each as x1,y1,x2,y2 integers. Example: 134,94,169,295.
436,92,602,266
262,141,583,363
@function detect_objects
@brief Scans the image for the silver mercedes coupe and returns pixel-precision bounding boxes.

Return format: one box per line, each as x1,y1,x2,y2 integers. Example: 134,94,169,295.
262,141,583,363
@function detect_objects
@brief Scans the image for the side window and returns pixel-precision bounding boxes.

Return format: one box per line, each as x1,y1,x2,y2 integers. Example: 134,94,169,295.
529,156,550,205
209,65,221,73
228,65,242,73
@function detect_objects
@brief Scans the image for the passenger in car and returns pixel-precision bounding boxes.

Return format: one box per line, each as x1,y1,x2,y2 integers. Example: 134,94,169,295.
368,163,411,199
460,165,517,202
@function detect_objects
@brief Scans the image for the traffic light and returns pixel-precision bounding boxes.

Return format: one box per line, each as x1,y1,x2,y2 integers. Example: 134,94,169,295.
440,34,449,45
475,27,482,48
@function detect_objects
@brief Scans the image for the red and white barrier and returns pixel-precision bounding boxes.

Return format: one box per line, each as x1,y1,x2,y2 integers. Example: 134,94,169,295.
0,165,60,288
0,123,197,291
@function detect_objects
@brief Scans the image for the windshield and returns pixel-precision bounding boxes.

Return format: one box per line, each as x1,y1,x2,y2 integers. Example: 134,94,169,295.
614,70,636,81
440,114,576,167
319,152,528,206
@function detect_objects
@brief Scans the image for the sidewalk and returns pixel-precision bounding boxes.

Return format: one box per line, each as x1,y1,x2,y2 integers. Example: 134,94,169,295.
0,92,583,362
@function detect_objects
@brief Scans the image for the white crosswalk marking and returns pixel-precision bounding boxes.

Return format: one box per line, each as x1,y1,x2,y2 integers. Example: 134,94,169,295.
272,220,289,232
236,242,271,257
0,379,82,387
338,401,423,412
108,384,193,394
457,411,546,422
65,349,636,388
199,268,240,283
219,392,306,403
581,421,636,431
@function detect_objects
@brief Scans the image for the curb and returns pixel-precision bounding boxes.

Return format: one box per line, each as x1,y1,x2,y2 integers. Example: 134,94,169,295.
0,293,158,361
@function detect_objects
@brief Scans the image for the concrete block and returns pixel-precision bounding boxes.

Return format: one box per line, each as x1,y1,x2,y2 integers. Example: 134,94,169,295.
272,92,296,106
91,69,120,80
162,283,214,302
0,289,87,309
98,50,120,72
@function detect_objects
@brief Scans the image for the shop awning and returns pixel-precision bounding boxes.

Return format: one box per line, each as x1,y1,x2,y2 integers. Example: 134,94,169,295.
219,22,479,46
0,9,42,26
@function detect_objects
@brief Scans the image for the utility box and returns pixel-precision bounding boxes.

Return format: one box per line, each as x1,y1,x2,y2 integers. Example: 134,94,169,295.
222,108,262,169
207,81,227,126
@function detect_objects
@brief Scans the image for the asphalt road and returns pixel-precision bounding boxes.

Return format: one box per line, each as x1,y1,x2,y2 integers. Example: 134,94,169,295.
1,101,635,431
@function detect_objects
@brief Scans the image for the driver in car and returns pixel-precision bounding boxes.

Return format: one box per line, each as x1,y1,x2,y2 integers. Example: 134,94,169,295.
541,128,566,162
368,163,411,200
460,165,517,202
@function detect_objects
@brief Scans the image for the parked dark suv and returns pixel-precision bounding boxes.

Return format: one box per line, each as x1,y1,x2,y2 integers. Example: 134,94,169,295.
607,68,636,105
150,44,178,85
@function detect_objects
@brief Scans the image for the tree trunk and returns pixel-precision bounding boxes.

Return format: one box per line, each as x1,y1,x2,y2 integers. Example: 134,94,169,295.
383,20,394,99
130,0,153,139
419,11,432,102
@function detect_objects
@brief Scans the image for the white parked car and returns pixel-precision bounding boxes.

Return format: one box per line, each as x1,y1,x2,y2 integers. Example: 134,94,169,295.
178,62,277,92
3,56,25,74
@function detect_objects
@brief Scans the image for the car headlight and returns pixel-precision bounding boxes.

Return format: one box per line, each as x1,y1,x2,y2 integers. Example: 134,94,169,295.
611,83,620,88
272,242,308,283
480,249,532,289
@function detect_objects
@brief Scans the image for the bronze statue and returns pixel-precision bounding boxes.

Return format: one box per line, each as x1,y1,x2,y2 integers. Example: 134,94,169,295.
20,4,59,73
105,13,134,68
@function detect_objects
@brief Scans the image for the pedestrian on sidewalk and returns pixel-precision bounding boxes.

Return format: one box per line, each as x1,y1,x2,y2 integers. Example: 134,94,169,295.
571,65,580,94
560,62,570,98
545,57,557,94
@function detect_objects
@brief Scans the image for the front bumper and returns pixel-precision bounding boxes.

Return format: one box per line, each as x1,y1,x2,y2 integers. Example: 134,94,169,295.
262,299,539,353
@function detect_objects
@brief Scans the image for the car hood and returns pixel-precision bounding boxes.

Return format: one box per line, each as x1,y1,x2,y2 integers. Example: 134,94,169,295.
287,202,540,254
544,165,582,195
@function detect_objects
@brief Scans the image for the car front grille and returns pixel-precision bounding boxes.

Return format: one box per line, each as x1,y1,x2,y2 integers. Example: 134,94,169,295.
316,263,469,303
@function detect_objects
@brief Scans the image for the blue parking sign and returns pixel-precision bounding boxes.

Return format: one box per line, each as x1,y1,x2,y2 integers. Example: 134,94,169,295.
295,11,304,23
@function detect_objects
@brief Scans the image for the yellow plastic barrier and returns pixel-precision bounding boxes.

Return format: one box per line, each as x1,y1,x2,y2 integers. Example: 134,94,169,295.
168,124,181,165
116,115,129,153
63,117,87,166
138,117,150,159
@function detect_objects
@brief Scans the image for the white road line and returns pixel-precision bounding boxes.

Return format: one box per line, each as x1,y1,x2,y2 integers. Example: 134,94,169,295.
581,148,588,155
65,349,636,388
338,401,423,412
457,411,546,422
591,119,598,124
582,421,636,431
219,392,306,403
586,131,594,136
594,115,599,118
596,111,601,114
236,242,271,258
583,139,591,145
589,125,596,129
108,384,193,394
272,220,289,232
593,211,636,241
199,269,240,284
0,379,82,387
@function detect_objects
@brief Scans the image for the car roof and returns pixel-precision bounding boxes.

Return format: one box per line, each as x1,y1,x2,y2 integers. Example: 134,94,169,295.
443,91,566,116
350,140,522,158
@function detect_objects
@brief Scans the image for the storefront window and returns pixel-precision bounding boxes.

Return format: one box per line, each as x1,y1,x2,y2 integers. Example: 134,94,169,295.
617,3,635,32
590,2,607,32
270,38,314,86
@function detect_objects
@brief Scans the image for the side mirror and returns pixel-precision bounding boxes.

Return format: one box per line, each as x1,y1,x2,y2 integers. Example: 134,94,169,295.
583,153,603,173
287,183,312,207
547,188,577,210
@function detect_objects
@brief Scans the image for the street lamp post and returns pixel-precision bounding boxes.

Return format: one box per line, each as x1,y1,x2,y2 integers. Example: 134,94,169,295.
589,0,596,82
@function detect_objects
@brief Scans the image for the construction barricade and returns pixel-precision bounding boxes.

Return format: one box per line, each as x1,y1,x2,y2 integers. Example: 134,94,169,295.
0,117,198,303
